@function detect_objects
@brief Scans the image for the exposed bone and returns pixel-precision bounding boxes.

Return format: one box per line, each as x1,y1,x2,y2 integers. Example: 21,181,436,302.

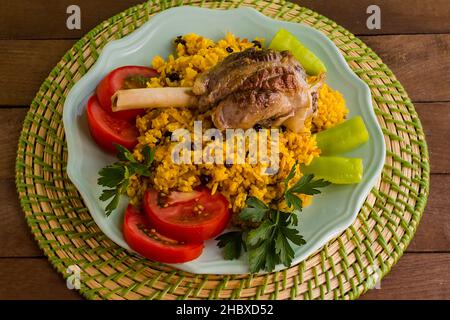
111,87,198,112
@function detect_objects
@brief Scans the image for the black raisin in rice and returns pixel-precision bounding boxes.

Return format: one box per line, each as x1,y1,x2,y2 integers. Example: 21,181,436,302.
167,72,181,82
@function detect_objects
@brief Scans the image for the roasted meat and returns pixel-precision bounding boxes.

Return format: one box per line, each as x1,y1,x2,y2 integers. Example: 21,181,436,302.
112,48,325,132
192,48,324,130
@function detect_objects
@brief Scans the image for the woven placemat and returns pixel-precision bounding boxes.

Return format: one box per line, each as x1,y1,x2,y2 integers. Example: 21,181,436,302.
15,0,429,300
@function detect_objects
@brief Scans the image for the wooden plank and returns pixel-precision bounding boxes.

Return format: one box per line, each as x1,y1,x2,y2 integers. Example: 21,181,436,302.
0,35,449,106
407,175,450,252
0,0,143,40
360,34,450,102
415,103,450,174
0,179,42,257
1,0,449,39
0,258,81,300
361,253,450,299
0,40,73,106
0,109,27,179
299,0,450,35
0,253,448,299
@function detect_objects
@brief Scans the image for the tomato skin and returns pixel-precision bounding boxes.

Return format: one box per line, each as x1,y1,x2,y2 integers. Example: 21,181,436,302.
96,66,158,121
86,95,139,153
165,190,204,206
123,205,204,264
144,189,231,243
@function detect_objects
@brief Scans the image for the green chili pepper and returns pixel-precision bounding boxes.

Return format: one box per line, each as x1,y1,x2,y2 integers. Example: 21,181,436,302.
316,116,369,156
303,157,363,184
269,28,327,75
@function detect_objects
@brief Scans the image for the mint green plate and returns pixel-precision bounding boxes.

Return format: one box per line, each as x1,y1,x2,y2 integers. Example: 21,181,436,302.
63,6,385,274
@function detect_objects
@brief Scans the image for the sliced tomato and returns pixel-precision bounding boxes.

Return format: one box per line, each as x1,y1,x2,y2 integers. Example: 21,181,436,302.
164,189,205,206
96,66,158,121
86,95,138,153
123,205,204,264
144,189,231,243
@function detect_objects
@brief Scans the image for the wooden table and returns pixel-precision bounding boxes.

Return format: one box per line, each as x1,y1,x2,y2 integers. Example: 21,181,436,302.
0,0,449,300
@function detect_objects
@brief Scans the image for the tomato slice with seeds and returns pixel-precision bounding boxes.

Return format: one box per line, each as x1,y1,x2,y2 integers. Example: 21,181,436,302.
164,190,205,206
123,205,204,264
144,189,231,243
96,66,158,121
86,95,139,153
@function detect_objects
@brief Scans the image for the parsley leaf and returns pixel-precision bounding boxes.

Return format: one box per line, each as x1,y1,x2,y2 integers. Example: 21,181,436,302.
284,192,303,212
289,174,331,195
99,189,117,201
284,161,298,186
215,231,246,260
104,193,121,216
216,162,330,273
98,165,126,188
248,241,275,273
246,210,305,272
143,145,156,166
248,241,270,273
247,220,274,246
275,231,294,267
281,226,306,245
97,144,155,216
115,144,135,162
239,196,270,223
284,173,331,212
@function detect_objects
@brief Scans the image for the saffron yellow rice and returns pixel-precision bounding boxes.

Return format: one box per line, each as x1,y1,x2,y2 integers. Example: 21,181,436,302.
127,33,348,225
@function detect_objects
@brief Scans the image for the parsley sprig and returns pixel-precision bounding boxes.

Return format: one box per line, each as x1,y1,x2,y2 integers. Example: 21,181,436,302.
98,144,155,216
216,162,330,273
216,231,247,260
284,162,331,213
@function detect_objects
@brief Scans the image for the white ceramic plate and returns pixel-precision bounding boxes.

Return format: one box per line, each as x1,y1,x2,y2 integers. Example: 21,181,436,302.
63,6,385,274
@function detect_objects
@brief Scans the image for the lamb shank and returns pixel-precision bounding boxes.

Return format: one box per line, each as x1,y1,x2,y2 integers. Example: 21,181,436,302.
112,48,324,132
193,48,324,130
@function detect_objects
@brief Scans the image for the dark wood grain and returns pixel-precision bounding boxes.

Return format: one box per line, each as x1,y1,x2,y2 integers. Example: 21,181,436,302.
0,35,449,106
415,103,450,174
0,109,27,179
361,253,450,299
298,0,450,35
0,179,42,257
0,0,144,40
0,258,81,300
0,40,73,106
1,0,450,39
361,34,450,102
407,175,450,252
